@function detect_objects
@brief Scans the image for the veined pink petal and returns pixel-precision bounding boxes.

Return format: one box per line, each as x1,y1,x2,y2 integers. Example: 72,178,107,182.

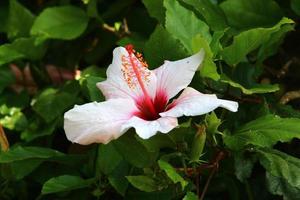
97,47,157,100
64,99,138,145
121,116,178,139
160,87,238,118
154,49,204,100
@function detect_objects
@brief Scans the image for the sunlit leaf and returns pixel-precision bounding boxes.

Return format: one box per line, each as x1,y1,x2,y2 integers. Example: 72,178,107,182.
221,74,279,95
222,18,294,65
182,0,227,31
158,160,188,189
192,34,220,80
183,192,198,200
164,0,211,53
31,6,89,40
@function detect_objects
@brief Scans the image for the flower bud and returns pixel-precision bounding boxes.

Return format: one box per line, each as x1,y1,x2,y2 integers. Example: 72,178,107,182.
206,112,221,135
190,124,206,162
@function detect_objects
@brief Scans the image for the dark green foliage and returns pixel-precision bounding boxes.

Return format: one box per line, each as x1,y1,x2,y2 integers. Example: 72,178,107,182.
0,0,299,199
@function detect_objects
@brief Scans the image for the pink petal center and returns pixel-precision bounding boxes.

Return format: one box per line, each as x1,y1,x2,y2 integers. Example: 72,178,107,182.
123,45,173,121
134,89,169,120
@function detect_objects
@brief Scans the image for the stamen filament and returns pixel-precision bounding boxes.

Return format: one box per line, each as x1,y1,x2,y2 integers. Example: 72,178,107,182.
126,45,157,117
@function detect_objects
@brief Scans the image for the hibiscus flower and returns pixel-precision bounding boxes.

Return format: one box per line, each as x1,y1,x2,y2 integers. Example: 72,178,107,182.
64,45,238,145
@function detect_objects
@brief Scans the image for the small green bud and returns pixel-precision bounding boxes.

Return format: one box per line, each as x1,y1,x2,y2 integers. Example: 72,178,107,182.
205,112,221,135
190,124,206,162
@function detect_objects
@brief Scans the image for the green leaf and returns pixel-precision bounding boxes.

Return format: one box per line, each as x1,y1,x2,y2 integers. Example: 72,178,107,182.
273,104,300,119
210,30,227,57
164,0,211,53
86,0,102,21
221,74,279,95
0,44,24,66
109,177,128,196
31,6,89,40
0,146,64,163
118,34,146,51
97,143,122,175
0,105,27,131
82,75,104,101
0,37,46,66
182,0,228,31
11,159,43,180
113,132,156,168
21,120,57,142
0,6,8,33
266,172,300,200
257,23,294,62
224,115,300,151
126,176,158,192
142,0,165,23
220,0,283,29
42,175,94,194
158,160,188,189
108,161,129,196
7,37,46,60
192,34,220,80
32,88,78,123
7,0,35,39
126,188,175,199
221,18,294,65
234,153,256,182
0,66,15,93
136,134,176,152
291,0,300,16
183,192,198,200
144,25,188,67
257,148,300,191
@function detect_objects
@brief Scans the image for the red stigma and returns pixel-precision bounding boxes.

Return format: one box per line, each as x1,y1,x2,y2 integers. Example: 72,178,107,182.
125,44,134,55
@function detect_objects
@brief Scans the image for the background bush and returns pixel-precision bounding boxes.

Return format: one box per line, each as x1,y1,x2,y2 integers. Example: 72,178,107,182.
0,0,300,199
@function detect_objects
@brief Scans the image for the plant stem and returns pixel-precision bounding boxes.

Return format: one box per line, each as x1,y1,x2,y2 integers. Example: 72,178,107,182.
245,180,254,200
196,174,200,198
199,167,217,200
181,156,188,175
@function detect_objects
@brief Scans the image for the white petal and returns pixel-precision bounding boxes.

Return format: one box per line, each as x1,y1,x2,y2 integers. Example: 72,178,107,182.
97,47,157,100
160,87,238,118
121,116,178,139
154,49,204,99
64,99,138,145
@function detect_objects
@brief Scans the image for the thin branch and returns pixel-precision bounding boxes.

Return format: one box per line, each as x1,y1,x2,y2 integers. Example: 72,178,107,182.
122,18,131,35
265,57,299,79
196,174,200,197
233,96,263,104
280,90,300,104
277,59,293,78
176,150,227,200
200,166,217,200
102,23,116,33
